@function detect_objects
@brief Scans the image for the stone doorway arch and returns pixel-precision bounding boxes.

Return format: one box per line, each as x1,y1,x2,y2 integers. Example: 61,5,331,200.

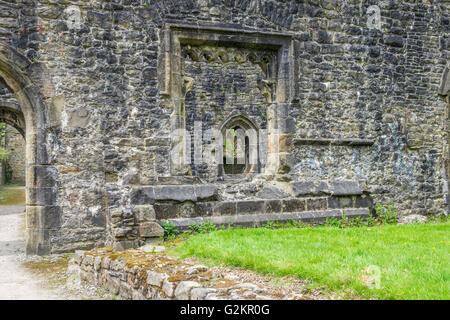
0,42,59,255
0,102,26,138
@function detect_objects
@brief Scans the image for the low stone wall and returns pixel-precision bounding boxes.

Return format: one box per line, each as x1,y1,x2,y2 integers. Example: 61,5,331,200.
68,248,299,300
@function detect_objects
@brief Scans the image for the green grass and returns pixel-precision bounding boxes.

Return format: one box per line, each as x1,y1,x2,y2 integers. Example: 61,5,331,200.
0,186,25,205
173,222,450,299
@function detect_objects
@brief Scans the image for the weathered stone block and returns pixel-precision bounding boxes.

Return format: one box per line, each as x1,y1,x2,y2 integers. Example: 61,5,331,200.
119,281,133,300
106,277,121,295
194,202,213,216
384,35,404,47
174,281,201,300
307,198,327,211
154,203,179,219
330,181,363,196
237,201,264,214
328,196,354,209
139,222,164,238
26,187,57,206
213,201,236,216
133,205,156,222
186,265,208,275
26,165,57,188
113,240,139,252
26,206,61,230
265,199,282,213
162,279,176,298
290,181,329,196
256,187,288,199
191,288,217,300
94,256,102,271
194,184,218,201
146,271,168,288
101,257,111,270
154,186,196,202
282,199,306,212
130,187,155,205
355,195,374,208
73,251,84,265
83,255,94,266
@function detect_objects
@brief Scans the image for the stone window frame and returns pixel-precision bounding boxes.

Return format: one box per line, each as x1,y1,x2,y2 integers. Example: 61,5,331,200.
159,23,297,177
219,114,260,177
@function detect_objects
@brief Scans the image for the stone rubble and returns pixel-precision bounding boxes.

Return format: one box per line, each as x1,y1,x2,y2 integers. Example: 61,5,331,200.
68,248,305,300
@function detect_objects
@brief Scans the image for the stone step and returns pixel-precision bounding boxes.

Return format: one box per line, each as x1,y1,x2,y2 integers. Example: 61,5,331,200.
153,195,374,220
161,208,371,230
130,180,367,205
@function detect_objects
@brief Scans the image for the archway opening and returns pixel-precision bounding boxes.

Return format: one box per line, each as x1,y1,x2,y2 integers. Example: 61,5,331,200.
223,126,249,175
0,123,26,206
219,115,260,177
0,43,57,255
1,123,26,186
0,75,26,204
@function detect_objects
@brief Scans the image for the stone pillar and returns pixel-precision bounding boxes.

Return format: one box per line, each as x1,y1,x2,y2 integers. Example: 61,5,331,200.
438,63,449,214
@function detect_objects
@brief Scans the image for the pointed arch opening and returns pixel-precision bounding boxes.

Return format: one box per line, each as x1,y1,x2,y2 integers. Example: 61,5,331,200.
219,115,260,177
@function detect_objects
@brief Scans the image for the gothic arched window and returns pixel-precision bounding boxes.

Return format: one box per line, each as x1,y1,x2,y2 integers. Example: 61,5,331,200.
219,116,259,177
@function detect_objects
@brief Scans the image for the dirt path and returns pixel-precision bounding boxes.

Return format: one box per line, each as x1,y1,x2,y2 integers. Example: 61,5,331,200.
0,205,89,299
0,205,63,299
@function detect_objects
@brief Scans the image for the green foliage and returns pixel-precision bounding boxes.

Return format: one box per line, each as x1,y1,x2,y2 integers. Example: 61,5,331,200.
324,212,351,228
184,222,218,235
264,220,309,230
0,147,10,161
323,204,398,229
349,215,364,227
174,221,450,299
427,214,448,224
224,128,237,159
263,221,279,229
324,216,342,228
366,213,377,227
161,221,177,240
376,203,398,225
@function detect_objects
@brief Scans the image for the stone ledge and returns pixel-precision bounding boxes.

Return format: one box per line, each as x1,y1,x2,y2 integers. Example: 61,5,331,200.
153,195,372,220
290,180,364,196
160,208,370,230
131,184,219,204
68,248,300,300
294,138,375,146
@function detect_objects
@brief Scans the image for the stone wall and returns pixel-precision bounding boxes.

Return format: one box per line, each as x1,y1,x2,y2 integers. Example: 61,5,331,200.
3,124,25,185
0,0,447,254
68,248,299,300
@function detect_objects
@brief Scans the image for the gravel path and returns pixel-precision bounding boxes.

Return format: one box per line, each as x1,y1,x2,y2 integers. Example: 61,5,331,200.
0,205,75,300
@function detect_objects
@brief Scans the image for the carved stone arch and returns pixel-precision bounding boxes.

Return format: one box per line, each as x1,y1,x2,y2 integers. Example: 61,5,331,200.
160,24,297,177
0,102,26,137
218,114,260,176
0,42,59,255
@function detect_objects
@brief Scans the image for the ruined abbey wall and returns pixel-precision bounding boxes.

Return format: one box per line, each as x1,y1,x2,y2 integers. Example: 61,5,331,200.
3,124,26,185
0,0,448,254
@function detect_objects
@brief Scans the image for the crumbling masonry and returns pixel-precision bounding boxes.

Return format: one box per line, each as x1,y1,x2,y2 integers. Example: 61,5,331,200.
0,0,448,254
